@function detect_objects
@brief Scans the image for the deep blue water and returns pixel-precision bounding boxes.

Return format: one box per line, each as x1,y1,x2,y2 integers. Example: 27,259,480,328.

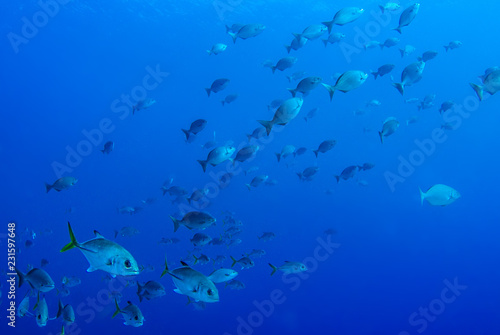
2,1,500,334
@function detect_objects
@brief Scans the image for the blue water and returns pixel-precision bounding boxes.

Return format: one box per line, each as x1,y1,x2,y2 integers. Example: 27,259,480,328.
2,1,500,334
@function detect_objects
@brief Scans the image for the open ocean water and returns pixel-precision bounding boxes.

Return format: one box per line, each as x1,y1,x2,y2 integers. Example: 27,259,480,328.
1,1,500,334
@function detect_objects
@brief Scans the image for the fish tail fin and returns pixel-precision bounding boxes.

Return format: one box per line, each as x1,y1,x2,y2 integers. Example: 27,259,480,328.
246,134,252,142
221,100,225,106
225,25,231,33
321,83,335,101
205,88,211,97
206,49,212,55
60,222,79,252
284,45,291,54
286,75,292,82
136,282,143,301
181,129,191,141
322,39,328,48
335,176,340,183
399,48,405,58
230,256,237,267
245,184,251,191
275,153,281,163
44,183,52,193
379,44,384,50
193,255,199,265
132,106,136,115
112,299,121,318
114,230,118,239
15,267,25,288
170,216,180,233
470,83,483,101
444,45,449,52
296,173,302,180
56,299,63,318
286,88,297,97
100,149,105,153
392,82,404,96
379,131,384,144
371,71,378,80
393,27,402,34
161,186,168,196
292,32,301,40
378,5,384,13
269,263,278,276
257,120,273,136
419,187,425,206
271,66,276,74
197,160,208,173
228,32,237,44
313,150,319,158
321,20,333,34
160,257,169,278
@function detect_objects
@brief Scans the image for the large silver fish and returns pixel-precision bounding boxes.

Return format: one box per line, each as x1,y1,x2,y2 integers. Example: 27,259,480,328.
470,69,500,101
60,222,139,277
392,61,425,95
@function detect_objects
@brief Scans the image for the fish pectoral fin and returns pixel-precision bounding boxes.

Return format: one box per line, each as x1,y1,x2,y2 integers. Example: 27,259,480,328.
173,289,182,295
86,266,97,273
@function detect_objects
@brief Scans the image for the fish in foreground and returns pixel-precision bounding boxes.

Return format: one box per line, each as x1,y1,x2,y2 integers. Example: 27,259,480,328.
198,145,235,172
132,98,156,114
170,211,216,232
269,262,307,276
470,68,500,101
258,97,303,135
45,177,78,193
322,70,368,100
60,222,139,277
419,184,460,206
161,258,219,303
113,300,144,327
379,117,399,143
208,268,238,283
392,61,425,95
393,3,420,34
101,141,114,154
15,268,54,292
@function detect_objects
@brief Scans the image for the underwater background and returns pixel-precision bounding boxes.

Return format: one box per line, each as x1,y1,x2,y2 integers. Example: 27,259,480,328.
1,0,500,334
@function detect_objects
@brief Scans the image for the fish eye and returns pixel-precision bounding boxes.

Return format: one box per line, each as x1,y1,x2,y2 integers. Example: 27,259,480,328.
38,315,41,319
207,289,213,295
125,260,131,268
135,316,138,320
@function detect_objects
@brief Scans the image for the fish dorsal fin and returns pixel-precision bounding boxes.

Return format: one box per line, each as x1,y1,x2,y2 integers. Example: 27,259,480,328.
93,230,105,239
180,261,189,267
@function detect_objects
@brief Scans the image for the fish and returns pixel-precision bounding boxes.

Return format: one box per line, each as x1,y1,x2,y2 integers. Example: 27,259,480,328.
187,188,209,204
190,233,212,247
61,275,81,288
117,206,138,215
379,117,400,144
322,32,345,47
227,23,265,43
207,43,227,55
366,99,382,107
392,61,425,95
15,268,55,292
380,37,400,50
470,68,500,101
335,166,360,183
419,184,461,206
313,140,336,157
18,293,32,318
34,294,49,327
161,259,219,303
269,262,307,276
132,98,156,114
322,70,368,100
399,45,416,58
114,226,140,238
233,145,259,165
112,300,144,327
161,185,188,197
287,76,322,97
60,222,139,277
45,177,78,193
208,269,238,283
371,64,395,80
293,24,327,40
225,23,244,33
297,166,319,181
323,7,364,32
246,249,266,258
225,279,246,290
265,56,297,74
136,281,166,302
258,97,304,135
393,3,420,34
182,119,207,141
303,107,319,122
258,232,275,241
246,127,267,142
444,40,462,52
57,287,70,297
360,162,375,171
246,175,268,190
230,256,254,270
170,212,216,232
205,78,230,97
100,141,114,154
418,94,436,111
221,93,239,106
478,67,500,83
364,40,382,50
417,50,438,62
219,172,234,188
276,145,296,162
379,2,400,13
198,145,235,172
286,71,307,83
285,34,308,53
295,147,307,156
56,300,75,324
